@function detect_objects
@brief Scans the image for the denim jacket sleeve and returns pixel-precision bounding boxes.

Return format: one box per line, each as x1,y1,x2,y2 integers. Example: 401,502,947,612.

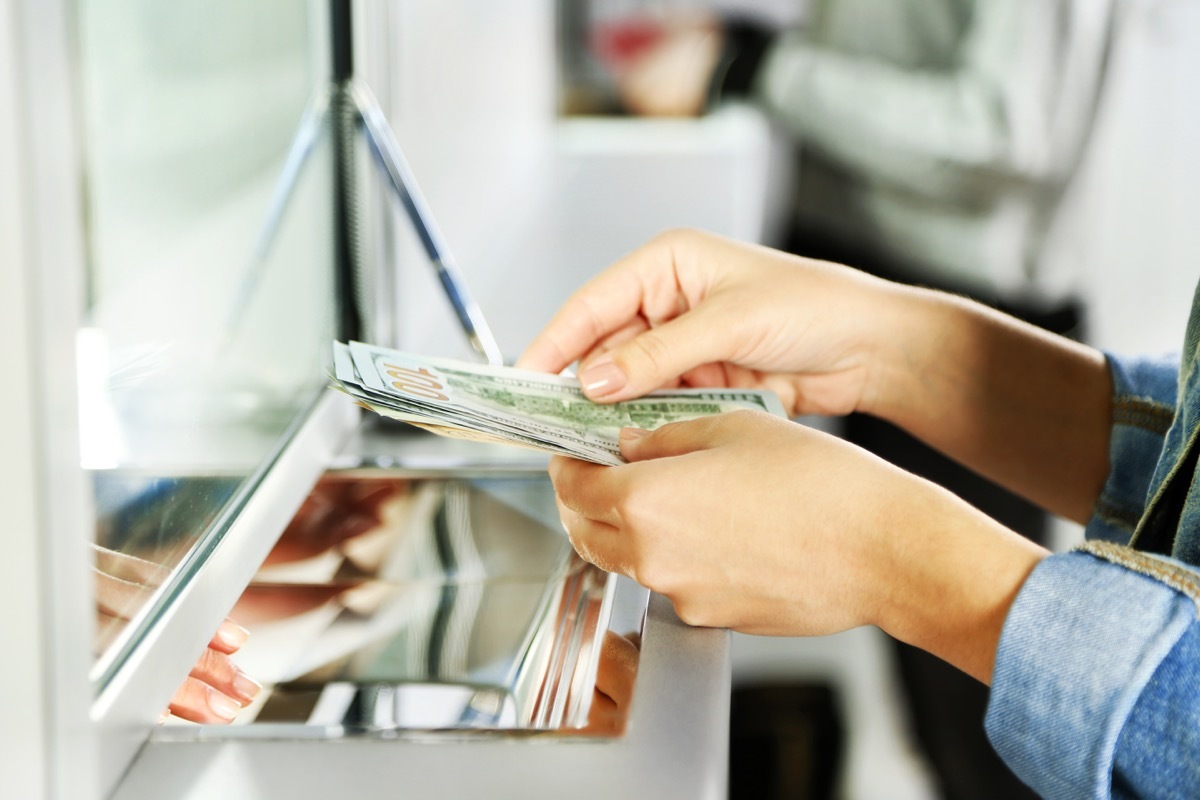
985,545,1200,799
985,352,1200,798
1088,353,1179,545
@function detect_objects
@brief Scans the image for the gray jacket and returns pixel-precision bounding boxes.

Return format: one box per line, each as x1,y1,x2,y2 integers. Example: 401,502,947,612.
750,0,1115,300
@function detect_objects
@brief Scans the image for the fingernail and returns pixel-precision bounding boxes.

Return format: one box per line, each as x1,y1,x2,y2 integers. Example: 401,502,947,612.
207,687,241,721
619,427,650,442
580,358,627,398
215,621,250,650
232,670,263,703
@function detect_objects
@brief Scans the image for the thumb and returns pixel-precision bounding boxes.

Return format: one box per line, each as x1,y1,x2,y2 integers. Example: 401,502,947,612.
618,416,726,462
578,312,730,402
620,409,776,462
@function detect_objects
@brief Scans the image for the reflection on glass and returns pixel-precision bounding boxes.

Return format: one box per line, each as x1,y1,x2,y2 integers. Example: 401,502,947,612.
92,474,241,654
585,630,641,737
212,475,635,736
74,0,338,678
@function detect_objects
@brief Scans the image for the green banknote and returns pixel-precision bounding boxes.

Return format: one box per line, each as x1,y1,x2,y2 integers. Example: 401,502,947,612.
332,341,787,465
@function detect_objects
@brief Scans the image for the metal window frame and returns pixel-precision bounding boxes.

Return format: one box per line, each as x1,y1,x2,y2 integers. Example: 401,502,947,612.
5,1,361,796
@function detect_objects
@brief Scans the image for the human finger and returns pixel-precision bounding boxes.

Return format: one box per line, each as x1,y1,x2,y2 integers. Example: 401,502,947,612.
347,478,405,514
231,584,345,626
547,457,626,526
207,618,250,655
575,301,744,401
678,361,735,390
517,231,709,374
594,631,640,708
188,646,263,706
617,410,772,463
166,675,243,724
93,567,148,620
556,498,630,577
587,317,650,363
516,269,650,374
583,318,687,390
95,608,125,653
90,544,169,586
584,631,640,735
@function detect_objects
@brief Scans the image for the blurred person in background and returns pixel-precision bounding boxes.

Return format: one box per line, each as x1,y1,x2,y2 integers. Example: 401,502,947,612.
588,2,1118,797
600,1,1113,311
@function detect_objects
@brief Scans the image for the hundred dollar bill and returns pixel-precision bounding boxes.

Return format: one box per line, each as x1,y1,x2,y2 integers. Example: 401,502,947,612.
332,343,617,462
332,341,787,465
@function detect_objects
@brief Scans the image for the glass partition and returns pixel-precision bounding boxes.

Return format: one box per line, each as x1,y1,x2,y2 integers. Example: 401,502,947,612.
74,0,339,685
174,473,632,737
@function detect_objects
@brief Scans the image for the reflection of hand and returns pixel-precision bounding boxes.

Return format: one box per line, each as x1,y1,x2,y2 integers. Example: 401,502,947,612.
584,631,640,736
517,229,899,419
165,618,262,724
92,545,261,723
94,546,171,653
263,475,405,566
230,583,348,627
603,17,723,117
550,411,1046,684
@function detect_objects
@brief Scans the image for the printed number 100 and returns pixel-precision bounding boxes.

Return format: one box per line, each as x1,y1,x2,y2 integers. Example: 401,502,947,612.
385,364,448,401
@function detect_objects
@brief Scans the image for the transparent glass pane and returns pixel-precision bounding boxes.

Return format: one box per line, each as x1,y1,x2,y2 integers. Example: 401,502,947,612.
76,0,337,682
218,475,629,736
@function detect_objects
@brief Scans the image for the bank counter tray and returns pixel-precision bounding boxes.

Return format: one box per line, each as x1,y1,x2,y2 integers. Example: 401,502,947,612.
113,427,730,800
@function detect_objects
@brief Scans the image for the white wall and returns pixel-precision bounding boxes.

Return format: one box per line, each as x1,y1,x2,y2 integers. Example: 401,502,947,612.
380,0,558,361
377,1,790,363
1070,0,1200,356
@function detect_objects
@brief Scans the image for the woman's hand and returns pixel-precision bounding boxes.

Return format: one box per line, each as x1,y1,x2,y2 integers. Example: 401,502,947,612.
93,545,261,723
550,411,1048,683
516,228,908,419
164,618,262,724
521,227,1111,523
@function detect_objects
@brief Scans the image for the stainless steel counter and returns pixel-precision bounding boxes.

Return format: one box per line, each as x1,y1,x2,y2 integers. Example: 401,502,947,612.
114,592,730,799
112,424,729,800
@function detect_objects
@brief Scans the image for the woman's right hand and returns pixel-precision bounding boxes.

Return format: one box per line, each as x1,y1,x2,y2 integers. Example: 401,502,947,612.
515,228,910,418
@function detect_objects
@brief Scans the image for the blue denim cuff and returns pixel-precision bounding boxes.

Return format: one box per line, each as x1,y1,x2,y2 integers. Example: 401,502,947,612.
1111,622,1200,797
986,546,1197,799
1087,353,1178,544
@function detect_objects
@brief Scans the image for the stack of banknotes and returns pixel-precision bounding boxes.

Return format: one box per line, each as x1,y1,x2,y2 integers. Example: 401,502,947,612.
331,341,786,466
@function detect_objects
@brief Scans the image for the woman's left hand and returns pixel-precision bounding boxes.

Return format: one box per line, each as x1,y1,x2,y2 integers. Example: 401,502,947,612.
549,411,1047,683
